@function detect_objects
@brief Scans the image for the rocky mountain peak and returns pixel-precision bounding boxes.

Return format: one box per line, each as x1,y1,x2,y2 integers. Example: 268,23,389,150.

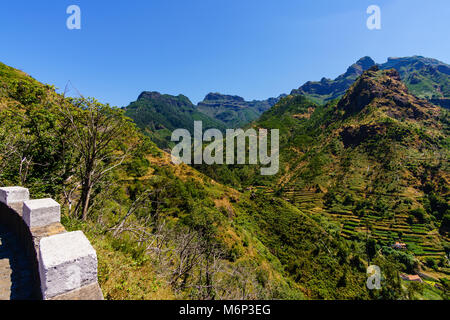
203,93,246,103
137,91,162,101
343,56,376,77
338,68,440,121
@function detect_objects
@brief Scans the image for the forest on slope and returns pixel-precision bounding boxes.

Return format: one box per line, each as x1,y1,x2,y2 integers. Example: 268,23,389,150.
0,61,407,300
196,67,450,299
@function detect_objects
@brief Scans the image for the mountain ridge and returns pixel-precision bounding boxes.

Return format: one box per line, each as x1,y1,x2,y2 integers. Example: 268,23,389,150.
291,56,450,106
197,92,284,128
125,90,285,148
124,91,226,149
125,55,449,150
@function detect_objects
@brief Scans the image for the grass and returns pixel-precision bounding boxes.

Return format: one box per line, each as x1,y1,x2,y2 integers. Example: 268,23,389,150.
63,216,175,300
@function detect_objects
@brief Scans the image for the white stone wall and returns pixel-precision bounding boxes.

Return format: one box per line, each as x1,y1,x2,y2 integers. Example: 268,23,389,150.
0,187,29,205
0,186,103,300
39,231,98,299
23,198,61,229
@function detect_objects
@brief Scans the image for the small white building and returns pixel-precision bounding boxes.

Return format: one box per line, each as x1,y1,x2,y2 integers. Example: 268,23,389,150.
392,242,407,250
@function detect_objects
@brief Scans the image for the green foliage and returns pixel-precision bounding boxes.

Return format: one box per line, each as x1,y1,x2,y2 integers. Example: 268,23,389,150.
382,246,416,273
234,193,370,299
409,208,429,224
195,63,450,300
442,214,450,232
124,91,226,149
366,238,378,262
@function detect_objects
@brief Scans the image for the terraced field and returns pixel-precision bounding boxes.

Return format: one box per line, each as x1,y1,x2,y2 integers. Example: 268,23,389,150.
251,187,449,261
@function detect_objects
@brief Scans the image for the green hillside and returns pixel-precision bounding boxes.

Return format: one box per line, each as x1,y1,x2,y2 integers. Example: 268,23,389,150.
124,91,226,149
197,67,450,298
382,56,450,100
0,61,397,300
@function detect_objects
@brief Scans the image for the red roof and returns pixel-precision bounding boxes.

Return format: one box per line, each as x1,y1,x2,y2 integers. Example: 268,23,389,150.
393,242,407,248
401,274,422,282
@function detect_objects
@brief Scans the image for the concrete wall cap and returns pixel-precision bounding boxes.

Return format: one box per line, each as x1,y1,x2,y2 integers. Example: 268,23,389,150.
1,186,102,300
23,198,61,228
39,231,99,299
23,198,59,210
0,187,30,204
39,231,97,267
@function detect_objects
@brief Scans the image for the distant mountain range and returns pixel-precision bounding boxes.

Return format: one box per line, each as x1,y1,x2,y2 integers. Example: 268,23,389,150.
197,93,284,128
124,91,226,149
125,91,283,148
125,55,449,149
291,56,450,106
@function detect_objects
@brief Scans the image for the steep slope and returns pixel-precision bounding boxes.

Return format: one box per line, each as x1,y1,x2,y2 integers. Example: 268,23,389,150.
0,61,379,300
199,68,450,295
291,56,450,106
197,92,283,128
124,91,226,149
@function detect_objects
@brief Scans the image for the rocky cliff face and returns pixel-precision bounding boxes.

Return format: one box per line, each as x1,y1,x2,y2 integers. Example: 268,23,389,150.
197,92,283,128
198,93,248,111
337,67,440,122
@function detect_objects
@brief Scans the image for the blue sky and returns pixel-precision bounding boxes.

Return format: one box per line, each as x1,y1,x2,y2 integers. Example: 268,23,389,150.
1,0,449,106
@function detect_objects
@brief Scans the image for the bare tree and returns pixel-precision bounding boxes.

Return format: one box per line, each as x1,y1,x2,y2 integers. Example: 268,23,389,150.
59,96,138,220
111,188,160,237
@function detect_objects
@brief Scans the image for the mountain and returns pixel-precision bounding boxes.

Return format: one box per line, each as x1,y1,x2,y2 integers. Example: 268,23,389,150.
291,56,377,104
124,91,226,149
382,56,450,102
291,56,450,106
125,91,284,148
198,67,450,296
0,61,385,300
125,56,449,151
197,92,284,128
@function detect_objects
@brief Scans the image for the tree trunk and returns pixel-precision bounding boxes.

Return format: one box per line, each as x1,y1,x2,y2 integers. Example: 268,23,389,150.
82,184,91,221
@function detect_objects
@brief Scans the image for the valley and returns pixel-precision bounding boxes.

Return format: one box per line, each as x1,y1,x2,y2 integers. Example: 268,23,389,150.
0,57,449,300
